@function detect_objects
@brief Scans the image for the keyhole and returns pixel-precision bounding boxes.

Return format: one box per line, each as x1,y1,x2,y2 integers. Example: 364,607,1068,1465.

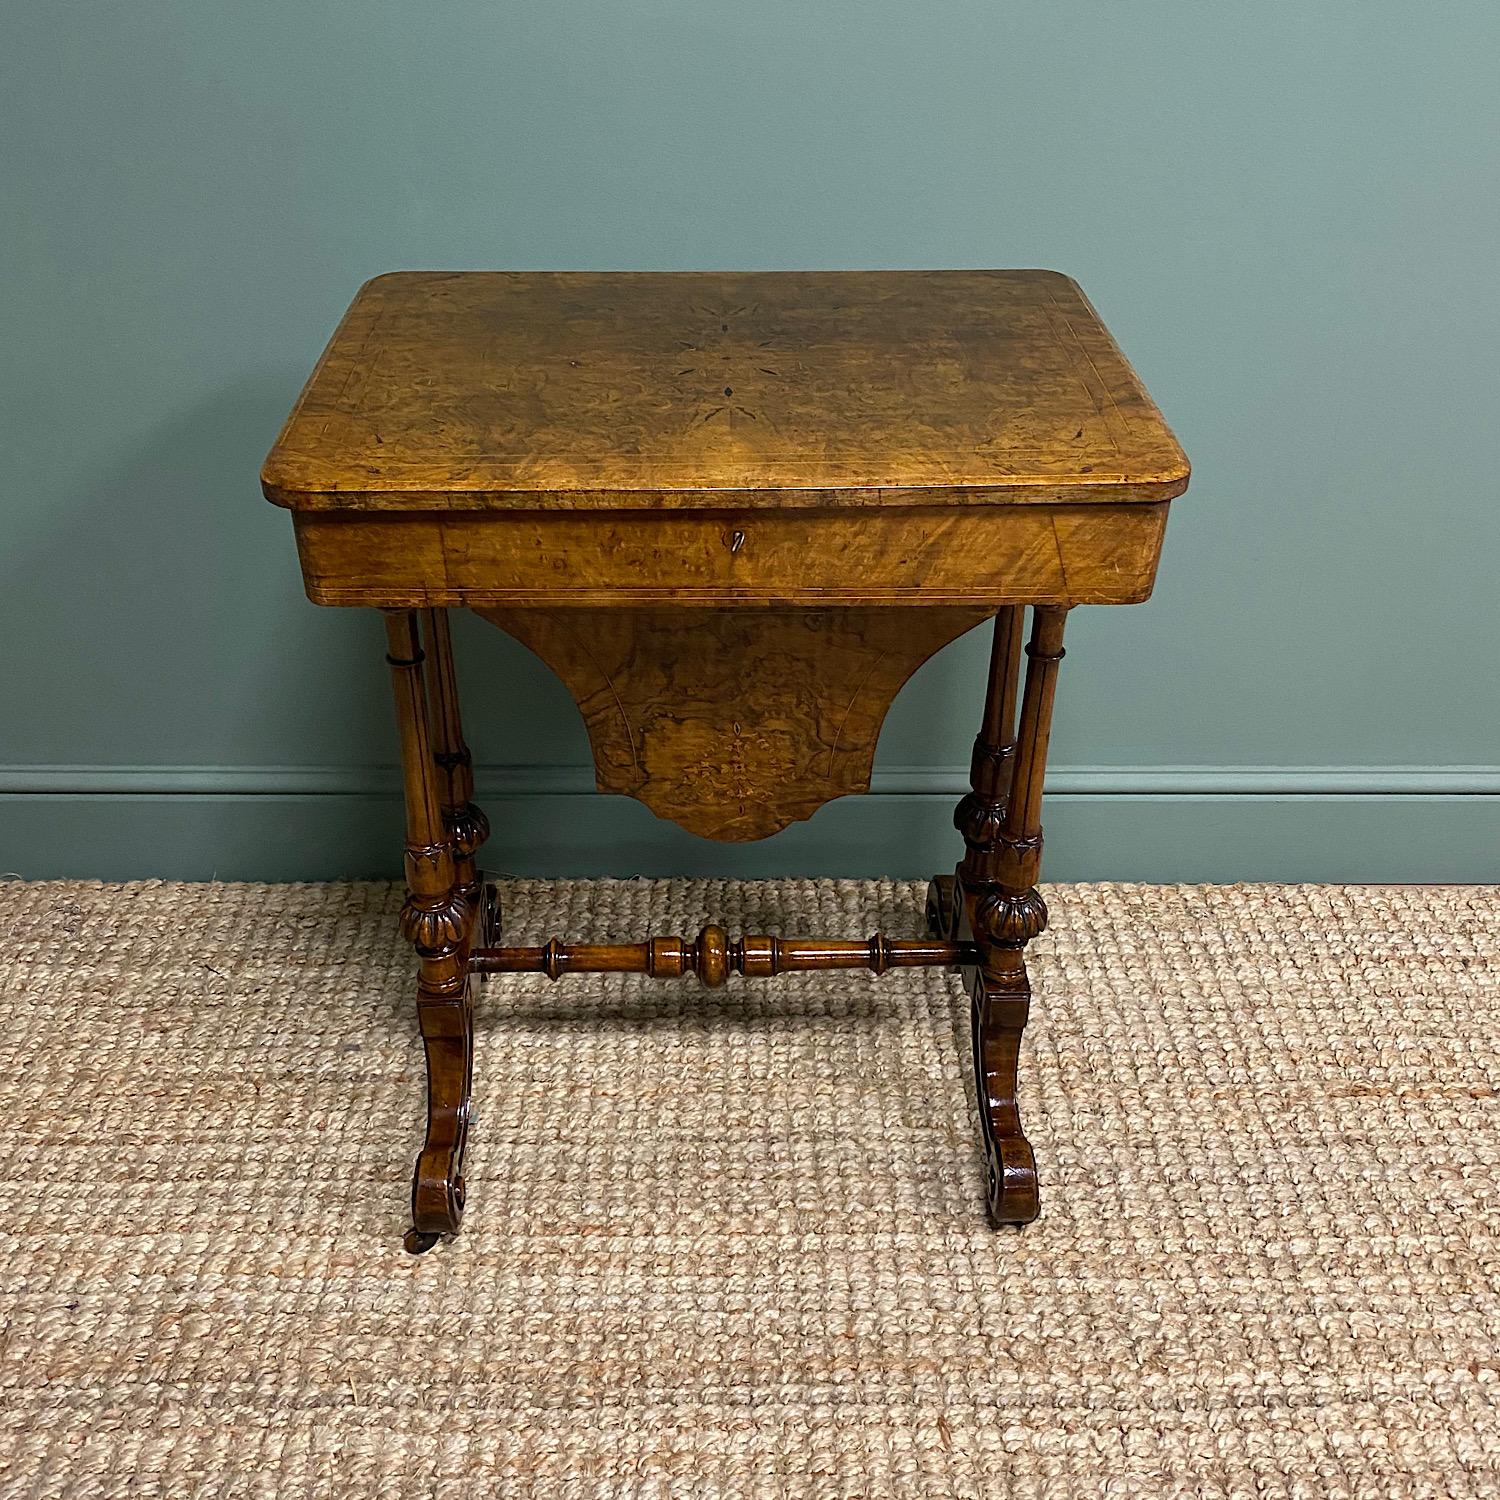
729,529,746,554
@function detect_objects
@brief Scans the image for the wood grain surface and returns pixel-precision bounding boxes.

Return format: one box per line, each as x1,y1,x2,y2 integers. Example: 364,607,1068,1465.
292,501,1169,608
262,271,1191,1244
478,606,992,839
262,270,1189,510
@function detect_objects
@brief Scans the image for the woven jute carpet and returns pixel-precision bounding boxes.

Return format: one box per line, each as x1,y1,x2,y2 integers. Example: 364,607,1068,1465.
1,879,1497,1498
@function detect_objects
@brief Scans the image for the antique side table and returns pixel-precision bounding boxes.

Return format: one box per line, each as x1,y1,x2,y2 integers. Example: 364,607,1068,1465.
262,270,1189,1252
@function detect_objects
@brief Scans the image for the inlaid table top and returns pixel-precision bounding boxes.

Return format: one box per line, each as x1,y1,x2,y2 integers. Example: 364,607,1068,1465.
262,269,1189,511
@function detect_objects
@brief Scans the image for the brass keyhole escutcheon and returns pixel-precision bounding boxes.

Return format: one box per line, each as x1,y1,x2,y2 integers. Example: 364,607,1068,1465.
728,529,746,554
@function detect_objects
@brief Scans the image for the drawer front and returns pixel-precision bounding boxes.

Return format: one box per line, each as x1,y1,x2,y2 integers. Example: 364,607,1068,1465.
293,502,1169,607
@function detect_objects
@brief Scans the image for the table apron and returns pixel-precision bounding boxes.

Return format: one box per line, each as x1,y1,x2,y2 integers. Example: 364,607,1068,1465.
291,503,1169,608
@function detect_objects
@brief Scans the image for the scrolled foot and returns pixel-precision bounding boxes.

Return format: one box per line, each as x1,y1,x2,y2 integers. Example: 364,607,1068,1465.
412,1151,466,1238
971,965,1040,1225
984,1132,1039,1226
925,875,956,939
478,880,501,949
409,974,473,1243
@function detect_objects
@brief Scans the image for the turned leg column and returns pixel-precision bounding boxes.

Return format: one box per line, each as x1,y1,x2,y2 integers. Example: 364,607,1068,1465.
421,608,497,947
926,607,1024,939
958,606,1026,885
384,610,474,1253
932,605,1068,1226
977,605,1066,949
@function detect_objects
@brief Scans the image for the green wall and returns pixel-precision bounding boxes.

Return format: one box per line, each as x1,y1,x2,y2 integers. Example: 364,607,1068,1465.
3,2,1497,882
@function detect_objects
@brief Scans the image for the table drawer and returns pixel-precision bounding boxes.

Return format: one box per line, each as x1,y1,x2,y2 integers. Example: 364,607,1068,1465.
292,502,1169,608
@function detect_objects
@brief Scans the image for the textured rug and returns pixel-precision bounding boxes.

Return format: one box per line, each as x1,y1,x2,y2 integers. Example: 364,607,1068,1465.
0,879,1497,1499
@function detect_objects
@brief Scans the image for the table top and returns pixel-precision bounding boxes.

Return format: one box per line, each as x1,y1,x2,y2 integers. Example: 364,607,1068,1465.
262,270,1188,512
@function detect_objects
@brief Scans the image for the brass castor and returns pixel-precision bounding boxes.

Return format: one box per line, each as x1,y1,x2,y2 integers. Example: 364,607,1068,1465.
403,1228,442,1255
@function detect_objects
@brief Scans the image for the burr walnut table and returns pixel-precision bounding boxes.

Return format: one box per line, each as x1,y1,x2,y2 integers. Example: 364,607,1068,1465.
263,270,1190,1252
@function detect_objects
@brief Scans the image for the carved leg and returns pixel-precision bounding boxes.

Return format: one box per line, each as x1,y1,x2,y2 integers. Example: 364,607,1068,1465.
420,609,493,939
956,606,1026,889
384,611,474,1254
928,607,1026,940
938,605,1066,1225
